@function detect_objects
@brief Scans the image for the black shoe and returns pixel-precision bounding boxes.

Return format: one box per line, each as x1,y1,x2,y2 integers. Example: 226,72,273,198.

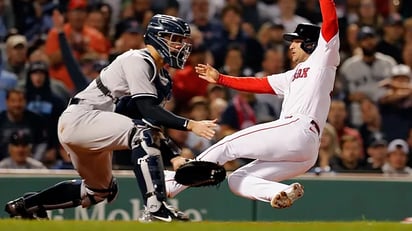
4,198,35,219
5,197,49,220
139,202,190,222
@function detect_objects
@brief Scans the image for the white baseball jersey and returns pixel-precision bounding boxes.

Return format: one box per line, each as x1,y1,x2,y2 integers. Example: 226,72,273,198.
166,0,340,205
267,32,340,131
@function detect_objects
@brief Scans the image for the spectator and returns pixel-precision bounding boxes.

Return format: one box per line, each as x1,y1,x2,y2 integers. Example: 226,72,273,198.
407,127,412,167
219,43,255,94
86,8,111,52
376,15,404,64
26,41,71,103
95,2,113,40
339,26,396,127
330,135,367,173
172,43,210,112
295,0,322,25
339,23,361,62
358,97,385,155
184,96,213,156
254,48,285,118
257,22,287,52
0,89,48,161
356,0,384,31
119,0,153,28
50,145,74,170
239,0,270,33
179,0,224,24
403,43,412,70
0,0,15,42
10,0,54,42
273,0,310,33
45,0,109,93
404,17,412,44
382,139,412,174
24,61,66,161
219,89,276,136
209,97,228,124
4,34,28,85
188,0,224,69
110,18,145,62
164,128,194,163
217,4,264,72
0,130,46,169
0,50,18,112
206,84,229,103
78,53,108,81
378,64,412,141
255,47,285,77
163,0,180,17
310,123,341,173
327,99,363,148
364,135,387,173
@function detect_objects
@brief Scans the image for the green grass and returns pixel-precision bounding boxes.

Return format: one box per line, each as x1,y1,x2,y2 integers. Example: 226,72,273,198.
0,220,411,231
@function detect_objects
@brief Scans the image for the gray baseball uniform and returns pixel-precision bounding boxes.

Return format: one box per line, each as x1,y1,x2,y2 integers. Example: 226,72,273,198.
58,49,169,189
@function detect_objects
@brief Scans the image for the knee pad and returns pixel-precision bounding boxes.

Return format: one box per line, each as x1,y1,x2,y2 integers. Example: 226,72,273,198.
80,177,119,208
130,124,162,151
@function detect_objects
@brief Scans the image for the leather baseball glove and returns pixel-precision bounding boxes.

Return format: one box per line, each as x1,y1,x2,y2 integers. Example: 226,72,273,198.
174,161,226,187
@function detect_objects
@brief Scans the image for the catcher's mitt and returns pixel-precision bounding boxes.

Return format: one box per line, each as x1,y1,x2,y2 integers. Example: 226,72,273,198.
174,161,226,187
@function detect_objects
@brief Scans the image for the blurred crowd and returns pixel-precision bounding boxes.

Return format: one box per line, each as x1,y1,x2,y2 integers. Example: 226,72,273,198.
0,0,411,175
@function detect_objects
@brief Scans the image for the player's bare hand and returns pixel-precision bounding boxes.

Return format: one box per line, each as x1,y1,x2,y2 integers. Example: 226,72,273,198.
187,119,218,140
195,64,220,83
170,156,190,170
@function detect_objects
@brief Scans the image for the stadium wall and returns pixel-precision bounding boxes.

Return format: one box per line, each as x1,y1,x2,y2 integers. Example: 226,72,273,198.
1,170,411,221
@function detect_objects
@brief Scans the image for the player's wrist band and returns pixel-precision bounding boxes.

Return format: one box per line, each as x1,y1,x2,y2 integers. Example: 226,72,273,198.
183,119,189,130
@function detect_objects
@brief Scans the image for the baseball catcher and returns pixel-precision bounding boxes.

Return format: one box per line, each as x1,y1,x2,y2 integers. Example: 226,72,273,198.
4,13,217,222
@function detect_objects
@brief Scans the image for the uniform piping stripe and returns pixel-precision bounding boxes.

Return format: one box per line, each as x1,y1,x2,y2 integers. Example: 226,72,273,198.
197,118,300,160
132,93,157,98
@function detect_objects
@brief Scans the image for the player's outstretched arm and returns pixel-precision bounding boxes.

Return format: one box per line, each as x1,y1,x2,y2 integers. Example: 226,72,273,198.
319,0,339,42
135,97,217,138
195,64,275,94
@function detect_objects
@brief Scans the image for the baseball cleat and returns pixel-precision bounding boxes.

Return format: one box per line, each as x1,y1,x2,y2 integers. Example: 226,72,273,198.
5,197,34,219
139,201,190,222
270,183,304,209
5,197,48,220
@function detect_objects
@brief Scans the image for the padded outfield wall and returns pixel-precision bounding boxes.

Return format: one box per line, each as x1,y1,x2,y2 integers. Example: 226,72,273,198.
1,170,411,221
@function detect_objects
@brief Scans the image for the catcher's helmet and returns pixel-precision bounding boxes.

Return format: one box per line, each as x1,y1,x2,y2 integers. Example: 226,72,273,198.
144,14,192,69
283,23,321,54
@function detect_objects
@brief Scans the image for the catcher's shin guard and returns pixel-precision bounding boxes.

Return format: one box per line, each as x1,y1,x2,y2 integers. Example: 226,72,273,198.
5,179,83,218
5,177,119,219
132,128,167,213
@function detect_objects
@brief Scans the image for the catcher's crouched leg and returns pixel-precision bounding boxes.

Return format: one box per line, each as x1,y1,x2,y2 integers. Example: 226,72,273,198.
4,178,118,219
131,127,189,222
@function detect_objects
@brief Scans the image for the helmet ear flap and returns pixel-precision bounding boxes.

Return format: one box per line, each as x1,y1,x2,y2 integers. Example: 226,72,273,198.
300,41,317,54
